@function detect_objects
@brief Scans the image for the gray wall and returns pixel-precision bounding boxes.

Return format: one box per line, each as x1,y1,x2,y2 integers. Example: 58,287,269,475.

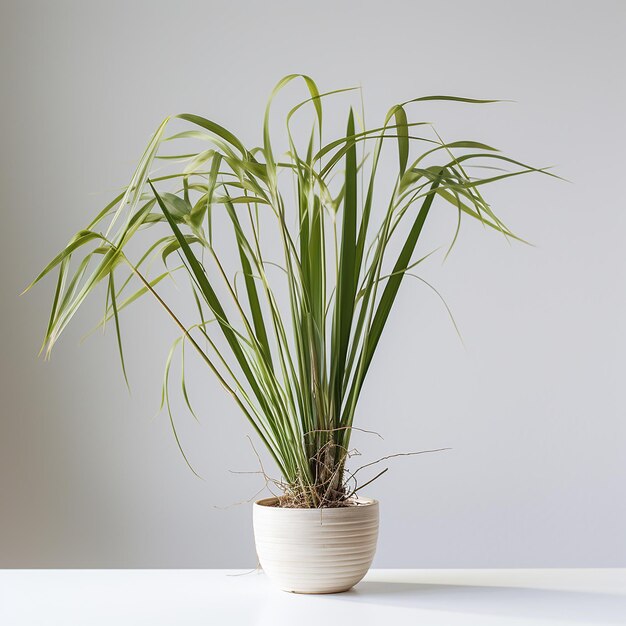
1,0,625,568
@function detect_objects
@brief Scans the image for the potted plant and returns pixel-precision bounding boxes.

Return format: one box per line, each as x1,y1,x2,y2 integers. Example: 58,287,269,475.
27,75,549,594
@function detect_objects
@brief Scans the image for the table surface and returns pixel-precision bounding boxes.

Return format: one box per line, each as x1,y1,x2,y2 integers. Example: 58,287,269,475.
1,569,625,625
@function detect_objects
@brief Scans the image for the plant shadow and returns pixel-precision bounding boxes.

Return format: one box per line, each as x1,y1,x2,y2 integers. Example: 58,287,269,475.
334,581,626,624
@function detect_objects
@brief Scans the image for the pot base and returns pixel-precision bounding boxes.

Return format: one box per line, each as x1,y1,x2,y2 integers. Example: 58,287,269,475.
286,586,353,594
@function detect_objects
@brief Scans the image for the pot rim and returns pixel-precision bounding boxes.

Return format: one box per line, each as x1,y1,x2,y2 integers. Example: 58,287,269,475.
254,496,378,510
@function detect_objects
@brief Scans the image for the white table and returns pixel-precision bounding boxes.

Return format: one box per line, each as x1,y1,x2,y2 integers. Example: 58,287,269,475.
1,569,624,625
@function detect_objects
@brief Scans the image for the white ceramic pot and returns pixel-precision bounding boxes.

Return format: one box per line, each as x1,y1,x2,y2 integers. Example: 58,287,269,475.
253,496,379,594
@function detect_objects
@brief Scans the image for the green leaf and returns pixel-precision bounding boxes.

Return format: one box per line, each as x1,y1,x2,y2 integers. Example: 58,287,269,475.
223,198,273,368
332,109,358,410
392,105,409,176
364,177,441,374
108,272,129,388
176,113,247,156
23,230,103,292
161,192,192,220
149,181,269,410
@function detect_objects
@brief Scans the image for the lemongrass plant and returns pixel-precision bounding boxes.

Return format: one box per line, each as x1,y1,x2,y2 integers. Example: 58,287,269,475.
28,75,550,507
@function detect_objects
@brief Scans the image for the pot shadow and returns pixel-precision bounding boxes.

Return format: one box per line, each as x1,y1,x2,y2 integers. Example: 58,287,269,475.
333,581,626,624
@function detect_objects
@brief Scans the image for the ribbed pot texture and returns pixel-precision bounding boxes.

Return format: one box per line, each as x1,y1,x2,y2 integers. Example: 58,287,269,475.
253,497,379,594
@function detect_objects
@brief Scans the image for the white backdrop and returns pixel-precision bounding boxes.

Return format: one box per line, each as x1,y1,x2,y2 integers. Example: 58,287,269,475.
1,0,625,567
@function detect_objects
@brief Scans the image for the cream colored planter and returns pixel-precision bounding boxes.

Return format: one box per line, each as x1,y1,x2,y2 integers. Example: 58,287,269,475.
253,497,379,594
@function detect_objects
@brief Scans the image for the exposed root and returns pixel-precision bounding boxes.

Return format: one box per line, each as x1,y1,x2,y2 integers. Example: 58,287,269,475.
226,437,451,509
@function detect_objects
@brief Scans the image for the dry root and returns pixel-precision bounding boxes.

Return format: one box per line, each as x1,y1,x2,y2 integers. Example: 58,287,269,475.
235,434,450,509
